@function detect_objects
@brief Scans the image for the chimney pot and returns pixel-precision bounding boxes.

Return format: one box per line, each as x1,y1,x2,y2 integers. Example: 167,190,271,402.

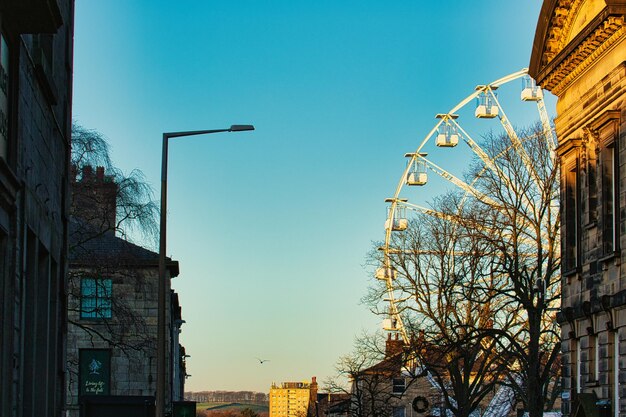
96,166,105,181
82,165,93,180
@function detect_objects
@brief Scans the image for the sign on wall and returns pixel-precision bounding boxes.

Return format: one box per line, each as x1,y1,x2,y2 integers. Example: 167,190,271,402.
79,349,111,396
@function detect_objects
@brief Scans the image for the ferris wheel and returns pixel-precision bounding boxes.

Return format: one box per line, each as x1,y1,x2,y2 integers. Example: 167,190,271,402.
376,68,557,343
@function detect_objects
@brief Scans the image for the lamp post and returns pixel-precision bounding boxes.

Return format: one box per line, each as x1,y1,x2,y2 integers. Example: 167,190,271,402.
157,125,254,417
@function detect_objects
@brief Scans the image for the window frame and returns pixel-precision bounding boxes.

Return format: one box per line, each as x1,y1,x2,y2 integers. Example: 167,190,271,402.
589,111,621,259
392,406,406,417
563,156,580,273
391,377,405,394
80,277,112,320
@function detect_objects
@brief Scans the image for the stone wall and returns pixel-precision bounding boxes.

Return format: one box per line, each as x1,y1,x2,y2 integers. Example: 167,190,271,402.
0,2,75,417
530,1,626,415
65,264,170,417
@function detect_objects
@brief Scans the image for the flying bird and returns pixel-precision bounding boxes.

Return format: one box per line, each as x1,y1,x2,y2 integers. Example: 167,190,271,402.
256,358,270,364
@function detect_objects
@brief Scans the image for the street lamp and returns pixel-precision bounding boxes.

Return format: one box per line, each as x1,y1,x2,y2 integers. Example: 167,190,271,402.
157,124,254,417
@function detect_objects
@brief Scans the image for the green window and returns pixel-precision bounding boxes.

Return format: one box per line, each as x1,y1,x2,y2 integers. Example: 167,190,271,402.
80,278,112,319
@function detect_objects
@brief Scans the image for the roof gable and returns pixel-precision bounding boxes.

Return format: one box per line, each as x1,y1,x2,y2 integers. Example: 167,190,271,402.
529,0,626,94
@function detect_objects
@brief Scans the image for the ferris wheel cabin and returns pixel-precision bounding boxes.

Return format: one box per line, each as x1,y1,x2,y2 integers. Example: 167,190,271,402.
475,88,499,118
521,76,543,101
375,266,397,280
405,153,428,186
385,218,408,231
385,205,408,231
435,116,459,147
382,317,398,331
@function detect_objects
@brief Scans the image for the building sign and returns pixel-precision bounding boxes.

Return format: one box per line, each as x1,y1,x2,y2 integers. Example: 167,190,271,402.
173,401,196,417
79,349,111,396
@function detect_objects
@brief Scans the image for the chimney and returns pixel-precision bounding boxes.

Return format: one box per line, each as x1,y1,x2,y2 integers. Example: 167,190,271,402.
309,376,319,417
385,333,404,357
72,165,118,232
82,165,93,180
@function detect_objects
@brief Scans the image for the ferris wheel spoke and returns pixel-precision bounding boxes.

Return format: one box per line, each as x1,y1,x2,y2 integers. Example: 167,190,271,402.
536,98,557,151
453,120,536,213
488,89,543,191
377,69,557,363
420,156,500,207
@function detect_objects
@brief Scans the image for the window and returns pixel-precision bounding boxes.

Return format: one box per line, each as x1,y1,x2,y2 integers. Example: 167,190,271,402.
32,34,56,104
588,334,598,383
80,278,112,319
0,33,9,160
601,144,616,254
585,145,597,225
574,337,582,394
590,111,621,256
613,332,619,417
564,165,578,271
392,407,405,417
392,377,405,394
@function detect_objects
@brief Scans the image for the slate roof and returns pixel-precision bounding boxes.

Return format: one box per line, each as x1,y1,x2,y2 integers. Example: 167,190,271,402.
69,217,179,276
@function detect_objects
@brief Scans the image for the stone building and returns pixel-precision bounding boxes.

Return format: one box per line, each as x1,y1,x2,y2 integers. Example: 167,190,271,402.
529,1,626,416
315,393,350,417
0,1,75,417
349,334,517,417
349,335,447,417
66,166,186,415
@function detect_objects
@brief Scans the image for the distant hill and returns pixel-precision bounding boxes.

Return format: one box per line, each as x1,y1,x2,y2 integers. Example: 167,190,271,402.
185,391,268,405
200,402,269,413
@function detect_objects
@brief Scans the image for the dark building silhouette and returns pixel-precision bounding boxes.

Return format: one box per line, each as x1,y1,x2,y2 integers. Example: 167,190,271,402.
0,1,75,417
71,165,118,232
67,166,186,415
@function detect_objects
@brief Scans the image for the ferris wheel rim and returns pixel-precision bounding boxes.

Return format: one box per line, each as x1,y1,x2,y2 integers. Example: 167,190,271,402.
379,68,553,343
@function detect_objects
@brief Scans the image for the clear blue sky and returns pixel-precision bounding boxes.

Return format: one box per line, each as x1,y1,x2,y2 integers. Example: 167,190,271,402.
72,1,551,392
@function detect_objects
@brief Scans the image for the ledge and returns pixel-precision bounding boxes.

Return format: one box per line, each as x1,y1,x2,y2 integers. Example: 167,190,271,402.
0,0,62,34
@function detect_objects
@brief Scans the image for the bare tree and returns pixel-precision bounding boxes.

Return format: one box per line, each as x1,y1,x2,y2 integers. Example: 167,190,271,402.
66,123,163,399
465,124,561,417
70,122,158,250
367,193,513,417
325,333,400,417
367,123,561,417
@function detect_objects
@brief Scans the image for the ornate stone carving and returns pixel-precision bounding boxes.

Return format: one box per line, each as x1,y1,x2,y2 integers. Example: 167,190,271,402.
542,0,583,66
543,15,625,95
581,126,600,170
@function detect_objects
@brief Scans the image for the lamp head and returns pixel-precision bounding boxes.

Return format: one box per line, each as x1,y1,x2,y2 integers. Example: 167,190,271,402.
229,125,255,132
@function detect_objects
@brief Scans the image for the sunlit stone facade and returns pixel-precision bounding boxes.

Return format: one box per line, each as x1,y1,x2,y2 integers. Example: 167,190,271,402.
530,1,626,416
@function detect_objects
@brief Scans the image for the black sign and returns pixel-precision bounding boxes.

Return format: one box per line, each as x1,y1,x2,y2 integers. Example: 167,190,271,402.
79,349,111,396
173,401,196,417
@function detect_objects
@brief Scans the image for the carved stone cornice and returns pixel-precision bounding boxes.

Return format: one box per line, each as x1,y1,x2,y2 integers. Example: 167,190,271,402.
556,137,583,158
545,15,625,95
544,0,580,64
529,0,626,93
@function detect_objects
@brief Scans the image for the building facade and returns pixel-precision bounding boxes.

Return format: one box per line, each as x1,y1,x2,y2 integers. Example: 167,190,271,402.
350,335,456,417
315,393,350,417
270,377,319,417
0,1,75,417
350,334,517,417
66,166,186,415
529,1,626,416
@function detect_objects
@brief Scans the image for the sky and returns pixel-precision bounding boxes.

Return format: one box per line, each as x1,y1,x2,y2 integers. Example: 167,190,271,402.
72,1,554,393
